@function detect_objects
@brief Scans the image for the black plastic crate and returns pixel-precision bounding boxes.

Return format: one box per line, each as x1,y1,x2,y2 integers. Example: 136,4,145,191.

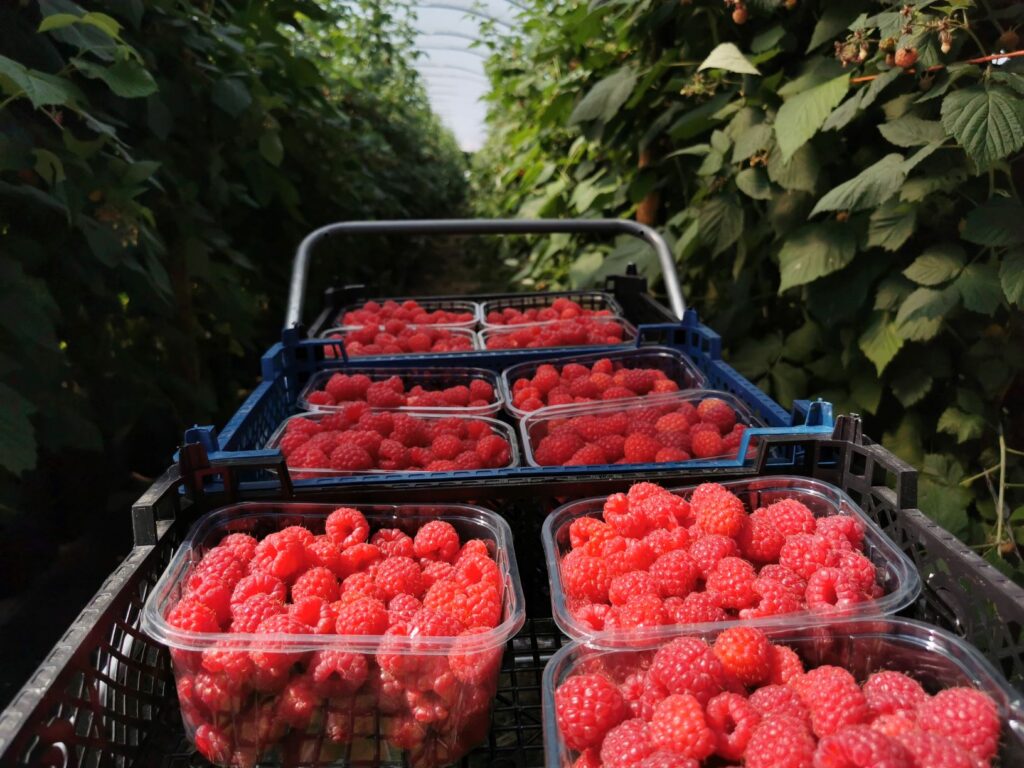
3,420,1023,766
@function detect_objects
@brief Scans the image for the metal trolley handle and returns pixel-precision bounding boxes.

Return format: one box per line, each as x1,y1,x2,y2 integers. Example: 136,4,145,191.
285,218,686,328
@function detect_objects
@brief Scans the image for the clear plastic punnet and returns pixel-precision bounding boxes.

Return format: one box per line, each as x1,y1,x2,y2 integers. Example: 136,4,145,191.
480,318,638,352
520,389,763,469
335,297,481,329
480,290,624,328
500,346,708,419
142,502,526,768
542,617,1024,767
266,411,519,477
319,325,480,358
297,366,504,416
542,476,921,643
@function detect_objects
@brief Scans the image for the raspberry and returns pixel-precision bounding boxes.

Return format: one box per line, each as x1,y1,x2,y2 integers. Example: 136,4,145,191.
339,542,382,575
656,412,691,432
618,368,655,394
325,507,370,548
448,625,503,684
624,433,661,463
430,433,463,461
705,556,757,610
742,578,802,619
757,564,806,595
863,671,927,717
167,598,220,633
805,567,865,610
374,556,424,600
570,516,615,550
665,592,727,624
779,534,835,580
706,691,761,760
649,694,715,760
691,430,724,458
535,432,585,465
595,433,626,461
289,444,328,469
325,372,370,401
655,447,690,462
469,378,494,402
278,430,311,458
916,688,1000,762
185,577,232,626
749,685,810,724
630,484,691,527
610,594,668,629
249,613,312,671
387,592,421,624
532,365,561,393
420,560,455,589
190,548,244,590
769,644,804,684
476,434,511,467
310,650,369,696
289,596,337,634
306,536,348,578
371,528,415,558
572,602,612,631
194,723,231,765
835,550,876,593
644,527,690,557
608,570,659,606
276,675,321,729
567,444,609,466
697,397,737,431
649,550,700,598
816,515,865,549
603,492,651,538
230,593,284,633
813,725,913,768
378,438,410,470
561,549,613,603
600,718,655,767
761,499,817,536
744,715,815,768
554,673,629,750
871,714,916,738
688,534,738,577
291,566,339,603
690,485,747,537
712,627,772,687
414,520,460,562
792,665,869,737
334,597,388,635
365,381,405,407
738,513,785,563
422,577,500,629
638,752,697,768
649,636,726,705
606,538,657,573
219,533,258,563
894,730,977,768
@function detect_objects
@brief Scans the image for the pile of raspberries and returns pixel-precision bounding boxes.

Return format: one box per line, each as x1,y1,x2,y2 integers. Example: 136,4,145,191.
483,317,630,350
509,359,682,413
529,396,748,466
483,296,614,326
553,626,1001,767
278,407,513,473
305,372,497,410
557,482,885,631
324,325,475,358
341,299,476,328
165,508,508,768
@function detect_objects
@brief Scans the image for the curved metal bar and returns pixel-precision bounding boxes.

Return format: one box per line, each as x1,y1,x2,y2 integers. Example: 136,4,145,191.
286,219,685,329
417,3,514,26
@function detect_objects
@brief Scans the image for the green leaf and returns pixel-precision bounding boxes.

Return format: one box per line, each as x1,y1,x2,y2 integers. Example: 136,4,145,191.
810,153,905,216
698,43,760,76
822,91,863,132
752,25,786,54
777,222,857,292
735,167,772,200
731,333,782,379
807,2,864,51
0,55,78,108
80,11,121,37
770,361,807,408
941,84,1024,170
937,406,985,442
920,454,971,536
121,160,160,186
895,285,959,339
850,367,882,414
569,66,638,125
699,195,744,256
212,77,252,117
72,57,157,98
867,201,916,251
0,383,37,474
961,196,1024,246
999,248,1024,305
859,312,904,374
38,13,81,32
731,123,773,163
32,148,65,185
774,74,850,161
259,131,284,166
903,244,965,286
878,115,948,147
891,368,933,406
860,68,903,110
767,142,819,193
567,250,604,288
956,263,1003,314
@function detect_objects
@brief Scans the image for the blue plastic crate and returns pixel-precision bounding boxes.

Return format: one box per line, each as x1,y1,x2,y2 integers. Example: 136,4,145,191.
181,309,833,490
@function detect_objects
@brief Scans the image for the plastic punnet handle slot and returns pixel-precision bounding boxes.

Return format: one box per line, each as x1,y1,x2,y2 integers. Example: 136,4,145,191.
285,219,686,329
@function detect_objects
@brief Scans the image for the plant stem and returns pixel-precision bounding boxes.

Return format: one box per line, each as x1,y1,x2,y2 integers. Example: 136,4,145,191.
849,49,1024,85
996,429,1007,549
960,463,1000,486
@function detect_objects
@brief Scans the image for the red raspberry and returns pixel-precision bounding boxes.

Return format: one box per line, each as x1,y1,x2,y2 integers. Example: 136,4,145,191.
329,442,373,471
414,520,460,562
448,626,503,685
249,613,312,672
742,578,802,619
339,570,384,602
423,577,500,628
606,538,657,574
276,675,321,729
814,724,913,768
608,570,659,606
691,485,747,537
863,671,927,717
218,533,257,563
649,693,715,759
557,671,626,753
339,542,382,575
335,597,388,635
894,730,977,768
476,434,512,467
655,412,691,432
816,514,865,549
306,536,348,578
617,368,655,394
285,416,321,436
761,499,817,536
871,714,916,738
289,596,337,634
758,564,807,595
564,444,606,466
534,431,585,466
278,430,311,458
572,602,612,631
185,577,232,626
290,566,339,603
602,385,637,400
370,528,414,558
769,644,804,684
649,550,700,598
792,666,870,737
779,534,836,580
251,533,307,583
655,447,690,462
637,752,697,768
688,534,738,577
600,718,655,766
749,684,810,724
190,548,244,591
194,723,232,764
664,592,727,624
325,373,371,401
429,433,462,461
468,378,494,402
916,688,1000,762
609,594,668,630
744,715,815,768
712,626,772,686
738,513,785,563
167,598,220,634
561,549,613,605
377,438,410,470
691,430,724,458
624,433,661,463
602,492,651,538
421,559,455,590
645,527,690,557
570,516,615,550
229,593,284,633
705,556,757,610
630,483,691,527
706,691,761,760
650,636,726,705
325,507,369,548
697,397,737,431
374,556,424,600
805,567,865,611
310,649,369,698
532,365,561,394
835,550,876,592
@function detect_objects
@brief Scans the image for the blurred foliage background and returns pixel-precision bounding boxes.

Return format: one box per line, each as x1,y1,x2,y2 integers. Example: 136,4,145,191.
471,0,1024,581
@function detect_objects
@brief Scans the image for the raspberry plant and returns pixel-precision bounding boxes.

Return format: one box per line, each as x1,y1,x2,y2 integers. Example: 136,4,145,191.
474,0,1024,579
